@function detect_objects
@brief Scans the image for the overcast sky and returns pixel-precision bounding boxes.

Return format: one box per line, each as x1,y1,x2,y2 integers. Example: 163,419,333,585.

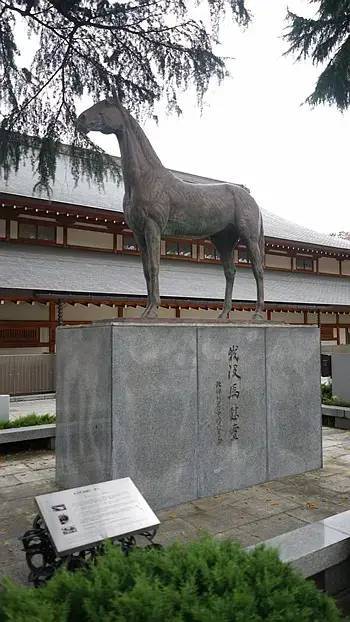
87,0,349,235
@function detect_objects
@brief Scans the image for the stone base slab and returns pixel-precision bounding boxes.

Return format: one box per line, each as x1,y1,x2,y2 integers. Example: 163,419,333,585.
56,322,321,509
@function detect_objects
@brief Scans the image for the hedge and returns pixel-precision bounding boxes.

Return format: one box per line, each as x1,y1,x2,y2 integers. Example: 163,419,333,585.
0,537,343,621
0,413,55,430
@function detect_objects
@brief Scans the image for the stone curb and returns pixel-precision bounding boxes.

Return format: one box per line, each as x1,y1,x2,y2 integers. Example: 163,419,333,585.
248,510,350,582
0,423,56,445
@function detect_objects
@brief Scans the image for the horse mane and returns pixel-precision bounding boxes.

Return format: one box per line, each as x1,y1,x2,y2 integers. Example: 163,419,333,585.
122,107,164,170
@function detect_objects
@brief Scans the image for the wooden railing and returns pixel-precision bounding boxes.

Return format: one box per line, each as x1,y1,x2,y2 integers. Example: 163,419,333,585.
0,354,55,395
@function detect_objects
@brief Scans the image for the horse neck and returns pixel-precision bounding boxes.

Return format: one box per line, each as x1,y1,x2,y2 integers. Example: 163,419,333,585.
116,107,164,193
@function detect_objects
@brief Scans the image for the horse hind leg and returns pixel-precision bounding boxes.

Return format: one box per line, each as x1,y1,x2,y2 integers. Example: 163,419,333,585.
211,232,237,319
246,240,264,319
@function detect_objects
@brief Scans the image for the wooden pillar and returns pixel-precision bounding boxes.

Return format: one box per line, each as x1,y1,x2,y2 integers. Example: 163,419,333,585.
117,305,123,318
49,302,56,353
303,310,307,325
176,306,181,319
267,309,272,321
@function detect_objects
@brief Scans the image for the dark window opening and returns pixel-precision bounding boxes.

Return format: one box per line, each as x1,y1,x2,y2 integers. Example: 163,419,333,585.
123,235,138,251
166,240,192,258
166,240,178,256
204,242,218,260
296,256,313,271
19,222,55,241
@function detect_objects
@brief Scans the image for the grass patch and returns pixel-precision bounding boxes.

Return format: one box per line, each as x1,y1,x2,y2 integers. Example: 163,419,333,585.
0,413,56,430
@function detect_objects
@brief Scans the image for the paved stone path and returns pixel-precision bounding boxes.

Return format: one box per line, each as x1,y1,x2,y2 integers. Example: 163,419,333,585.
10,396,56,421
1,426,350,585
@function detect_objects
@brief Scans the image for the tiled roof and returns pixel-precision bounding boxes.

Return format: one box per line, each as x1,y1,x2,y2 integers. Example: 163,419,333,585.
1,243,350,307
1,149,349,251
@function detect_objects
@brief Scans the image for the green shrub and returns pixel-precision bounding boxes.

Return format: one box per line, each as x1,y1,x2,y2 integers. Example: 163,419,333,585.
0,538,342,621
0,413,55,430
321,383,350,407
321,382,333,402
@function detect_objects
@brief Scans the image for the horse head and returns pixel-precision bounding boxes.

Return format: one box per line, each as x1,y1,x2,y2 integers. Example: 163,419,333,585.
77,98,125,136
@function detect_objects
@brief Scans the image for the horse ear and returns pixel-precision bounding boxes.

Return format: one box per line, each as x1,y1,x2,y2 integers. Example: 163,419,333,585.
111,85,122,107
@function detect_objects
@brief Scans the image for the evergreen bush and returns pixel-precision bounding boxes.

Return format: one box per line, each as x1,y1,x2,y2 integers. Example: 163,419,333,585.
0,413,55,430
0,538,343,621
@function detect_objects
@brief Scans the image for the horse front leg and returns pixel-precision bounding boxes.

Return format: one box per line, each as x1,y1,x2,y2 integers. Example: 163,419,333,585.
134,233,151,304
141,219,161,319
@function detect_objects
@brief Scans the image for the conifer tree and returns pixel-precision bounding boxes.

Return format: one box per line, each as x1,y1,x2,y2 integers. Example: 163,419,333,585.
285,1,350,111
0,0,250,190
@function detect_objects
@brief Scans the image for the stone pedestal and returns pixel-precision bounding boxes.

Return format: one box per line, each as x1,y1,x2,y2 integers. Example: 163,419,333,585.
56,321,321,510
332,353,350,402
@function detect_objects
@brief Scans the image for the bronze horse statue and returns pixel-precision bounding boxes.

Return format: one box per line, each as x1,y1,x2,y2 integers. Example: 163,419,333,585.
77,98,264,319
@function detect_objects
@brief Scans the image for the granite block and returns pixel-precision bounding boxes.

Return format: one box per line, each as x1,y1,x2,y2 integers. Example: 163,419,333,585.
332,354,350,402
111,326,197,508
56,325,112,487
322,510,350,536
197,327,267,497
255,521,350,577
266,326,322,479
56,322,322,509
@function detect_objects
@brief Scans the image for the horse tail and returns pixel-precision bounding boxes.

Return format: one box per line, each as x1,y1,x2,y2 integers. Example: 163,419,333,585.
258,211,265,263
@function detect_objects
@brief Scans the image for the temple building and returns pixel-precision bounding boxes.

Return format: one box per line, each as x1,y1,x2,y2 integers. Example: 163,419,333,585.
1,145,350,366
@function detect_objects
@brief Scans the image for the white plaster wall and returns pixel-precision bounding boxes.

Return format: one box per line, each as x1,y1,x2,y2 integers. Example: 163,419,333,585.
318,257,340,275
67,228,114,249
10,220,18,238
123,306,176,318
339,314,350,325
62,304,117,321
56,226,64,244
40,327,50,342
116,234,123,251
231,310,264,321
0,219,6,237
320,313,337,325
342,260,350,276
0,302,49,320
271,311,304,324
339,328,347,345
307,313,319,324
180,308,219,319
265,254,291,269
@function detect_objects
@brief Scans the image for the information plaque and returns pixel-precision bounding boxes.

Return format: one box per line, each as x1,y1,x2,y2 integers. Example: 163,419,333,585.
35,478,160,556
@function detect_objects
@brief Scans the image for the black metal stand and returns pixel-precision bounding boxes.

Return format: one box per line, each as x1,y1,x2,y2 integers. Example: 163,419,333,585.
21,514,161,587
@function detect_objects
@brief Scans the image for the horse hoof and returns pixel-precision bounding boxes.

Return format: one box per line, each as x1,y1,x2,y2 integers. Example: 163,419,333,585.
218,311,229,320
253,312,264,321
141,306,159,319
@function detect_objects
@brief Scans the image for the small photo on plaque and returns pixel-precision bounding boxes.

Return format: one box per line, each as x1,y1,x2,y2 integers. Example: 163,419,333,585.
51,504,66,512
35,477,160,556
62,526,77,535
58,514,69,525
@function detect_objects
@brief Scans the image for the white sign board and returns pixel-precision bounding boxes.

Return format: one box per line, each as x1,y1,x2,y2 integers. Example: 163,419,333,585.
35,478,160,556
